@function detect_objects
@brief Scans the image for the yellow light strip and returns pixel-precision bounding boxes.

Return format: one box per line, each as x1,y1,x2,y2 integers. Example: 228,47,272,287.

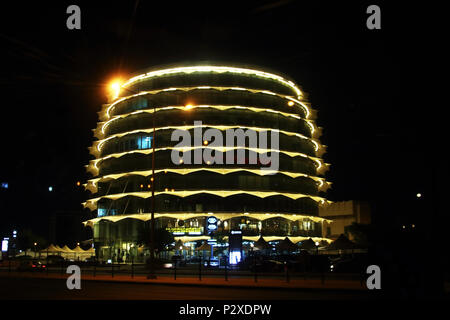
105,86,310,119
81,212,332,228
97,123,319,153
89,145,324,170
85,168,332,194
89,167,328,184
100,104,316,137
83,190,328,211
120,66,303,99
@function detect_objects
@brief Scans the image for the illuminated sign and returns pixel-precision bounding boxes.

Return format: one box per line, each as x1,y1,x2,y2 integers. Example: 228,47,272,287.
207,217,217,224
206,216,218,234
229,250,241,265
166,227,202,235
1,238,8,252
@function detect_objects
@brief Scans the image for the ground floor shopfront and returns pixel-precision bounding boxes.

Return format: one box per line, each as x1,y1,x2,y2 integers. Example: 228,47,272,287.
84,213,332,263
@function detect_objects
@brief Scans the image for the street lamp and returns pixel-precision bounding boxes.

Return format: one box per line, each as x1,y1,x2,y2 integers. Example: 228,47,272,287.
315,241,319,255
34,242,37,258
109,80,122,100
110,81,157,279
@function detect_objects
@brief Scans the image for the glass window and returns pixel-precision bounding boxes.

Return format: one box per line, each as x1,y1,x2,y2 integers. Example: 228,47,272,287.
137,136,152,149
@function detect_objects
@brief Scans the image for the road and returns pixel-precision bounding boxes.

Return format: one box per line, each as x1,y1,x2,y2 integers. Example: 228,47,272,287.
0,276,377,300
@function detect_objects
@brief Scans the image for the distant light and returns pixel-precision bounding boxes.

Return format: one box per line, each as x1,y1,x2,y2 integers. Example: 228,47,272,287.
150,177,154,182
179,159,184,164
147,184,151,189
140,184,144,189
1,182,8,189
287,101,295,106
315,241,319,246
13,230,17,235
34,242,37,246
48,186,53,192
76,181,81,186
184,104,193,110
402,225,405,229
203,140,209,145
250,243,254,248
416,193,422,198
412,224,415,228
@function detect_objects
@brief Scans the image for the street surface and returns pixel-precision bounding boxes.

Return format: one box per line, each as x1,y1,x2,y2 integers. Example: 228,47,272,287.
0,276,377,300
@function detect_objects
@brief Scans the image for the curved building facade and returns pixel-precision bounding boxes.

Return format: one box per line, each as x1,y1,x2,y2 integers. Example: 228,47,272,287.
83,65,331,262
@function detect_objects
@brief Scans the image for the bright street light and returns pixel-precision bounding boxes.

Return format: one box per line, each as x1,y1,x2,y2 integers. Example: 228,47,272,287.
109,80,122,99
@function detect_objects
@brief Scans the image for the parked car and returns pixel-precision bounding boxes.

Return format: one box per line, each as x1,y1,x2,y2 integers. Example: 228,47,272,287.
249,259,284,272
17,260,46,272
329,254,368,273
46,255,65,265
171,255,186,266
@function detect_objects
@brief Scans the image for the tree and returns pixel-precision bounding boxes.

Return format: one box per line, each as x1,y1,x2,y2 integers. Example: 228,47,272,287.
137,224,174,256
346,222,374,247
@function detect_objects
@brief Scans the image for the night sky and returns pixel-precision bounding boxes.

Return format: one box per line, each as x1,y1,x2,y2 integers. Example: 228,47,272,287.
0,1,443,250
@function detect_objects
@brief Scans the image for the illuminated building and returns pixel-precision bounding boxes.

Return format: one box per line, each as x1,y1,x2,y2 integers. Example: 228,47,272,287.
83,64,332,262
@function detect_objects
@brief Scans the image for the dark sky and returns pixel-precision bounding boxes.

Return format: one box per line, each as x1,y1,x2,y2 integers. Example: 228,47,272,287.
0,1,440,239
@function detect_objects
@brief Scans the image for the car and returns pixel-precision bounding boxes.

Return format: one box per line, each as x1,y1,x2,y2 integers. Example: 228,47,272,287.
249,259,284,272
46,255,65,265
329,254,368,273
17,260,46,272
171,255,186,266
